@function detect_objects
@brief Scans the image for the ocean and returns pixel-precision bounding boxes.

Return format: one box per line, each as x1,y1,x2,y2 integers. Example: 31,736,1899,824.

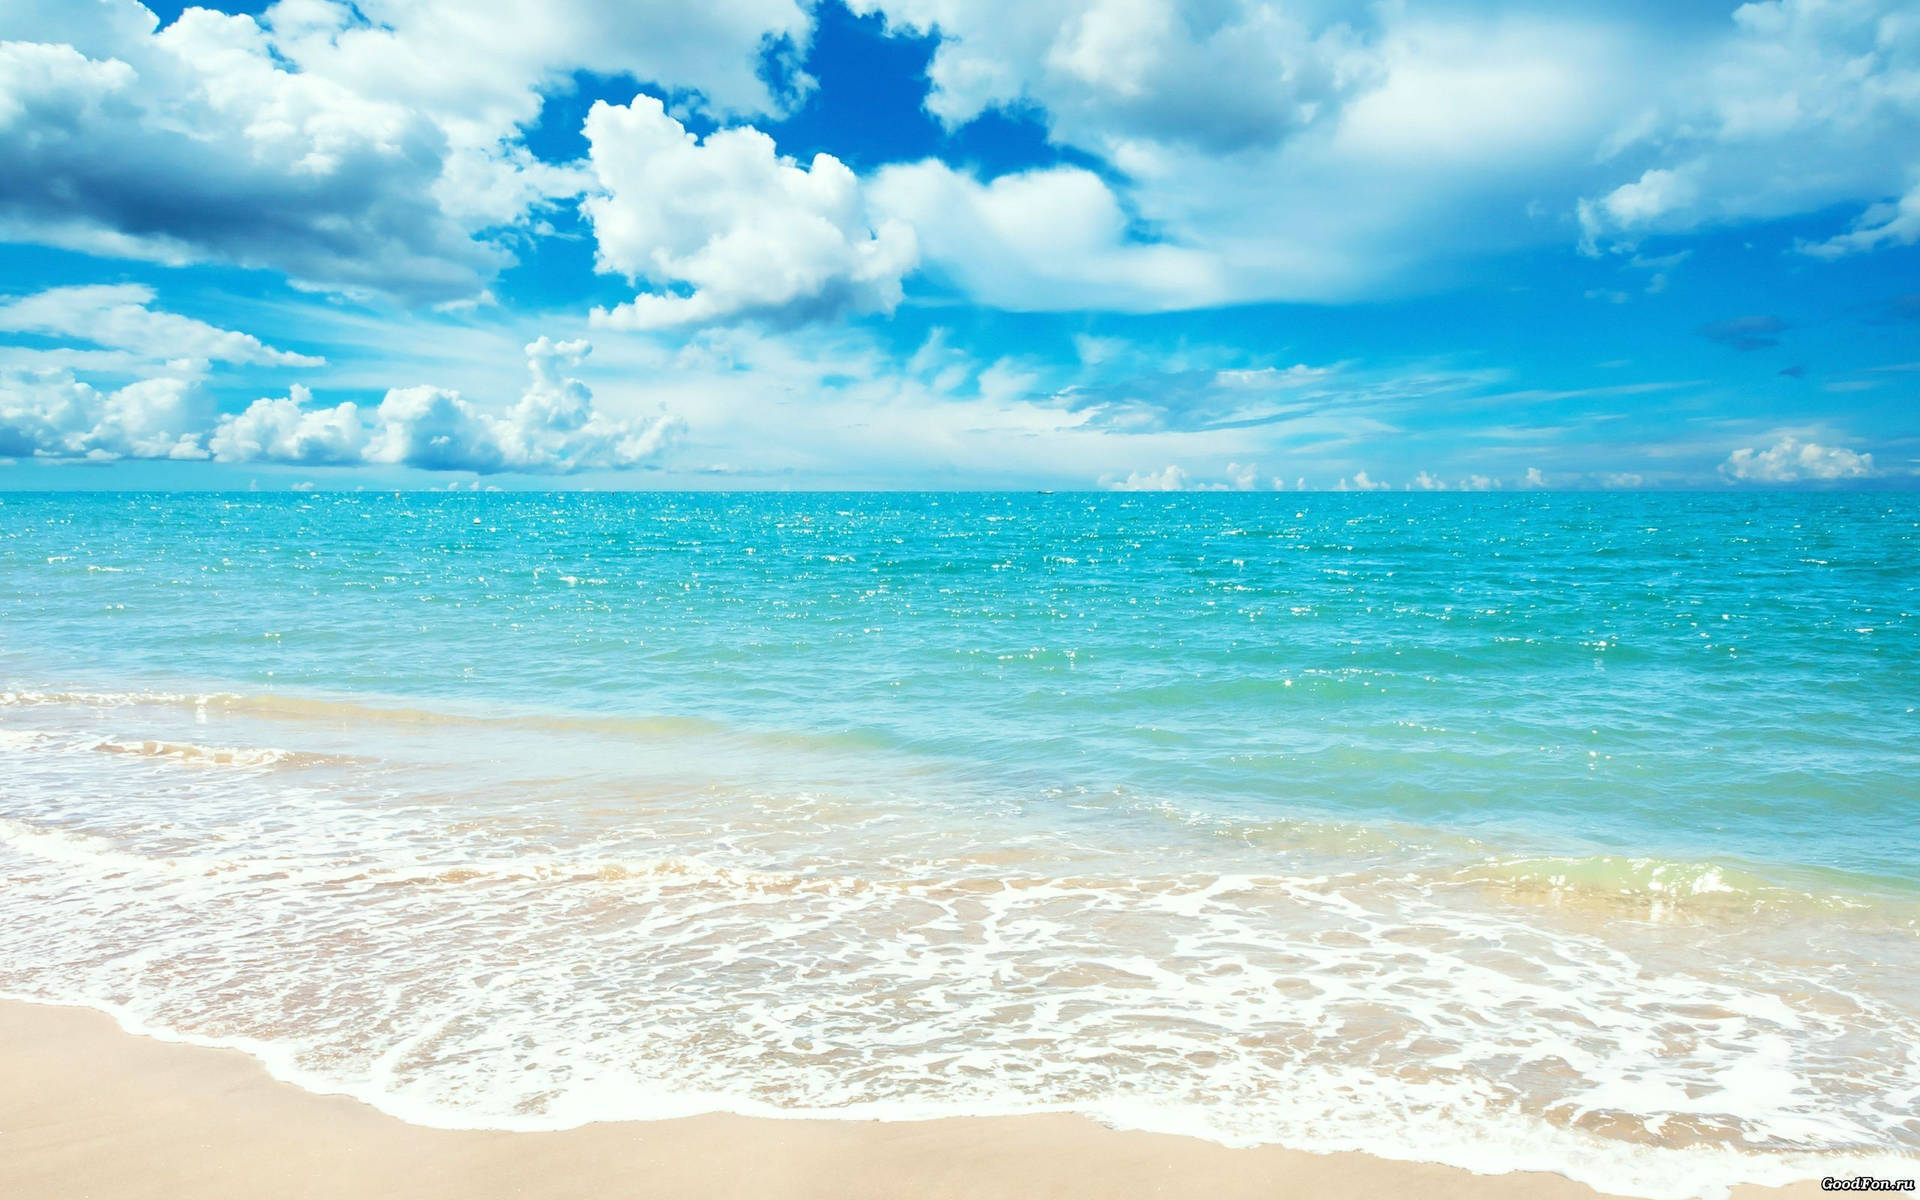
0,490,1915,1198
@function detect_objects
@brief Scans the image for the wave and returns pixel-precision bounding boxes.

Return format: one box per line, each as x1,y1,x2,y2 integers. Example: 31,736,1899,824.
1114,795,1920,920
0,987,1911,1200
0,717,353,773
0,686,773,747
3,817,1917,1200
0,813,1258,900
8,681,1916,918
1449,853,1912,917
89,737,354,770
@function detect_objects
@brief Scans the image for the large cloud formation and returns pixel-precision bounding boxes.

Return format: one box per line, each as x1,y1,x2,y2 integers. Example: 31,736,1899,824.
4,0,1915,317
1,336,679,474
854,2,1651,305
0,0,811,302
857,0,1920,309
852,0,1378,154
583,96,917,330
1720,436,1876,484
208,337,682,473
1578,0,1920,253
0,369,208,461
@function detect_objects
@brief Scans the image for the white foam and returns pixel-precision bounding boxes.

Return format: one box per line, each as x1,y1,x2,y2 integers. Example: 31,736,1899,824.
0,703,1915,1200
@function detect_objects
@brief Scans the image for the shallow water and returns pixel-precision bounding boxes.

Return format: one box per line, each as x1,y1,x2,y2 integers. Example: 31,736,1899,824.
1,492,1916,1198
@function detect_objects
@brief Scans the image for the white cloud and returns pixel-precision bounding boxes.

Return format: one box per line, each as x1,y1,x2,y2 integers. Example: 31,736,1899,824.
1799,181,1920,259
2,335,678,473
490,336,684,470
854,0,1376,155
0,17,501,301
1335,470,1390,491
209,337,682,474
856,6,1650,306
1214,364,1336,389
1102,461,1268,491
265,0,813,131
1579,167,1700,248
859,0,1918,305
205,384,368,465
0,284,322,368
0,367,208,460
5,0,1915,319
1521,466,1548,488
1106,464,1193,491
869,161,1222,311
583,96,917,329
357,386,516,473
1578,0,1920,251
1720,437,1875,483
0,0,812,301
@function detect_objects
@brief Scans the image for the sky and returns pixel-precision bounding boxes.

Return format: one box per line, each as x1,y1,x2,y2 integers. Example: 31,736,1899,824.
0,0,1915,491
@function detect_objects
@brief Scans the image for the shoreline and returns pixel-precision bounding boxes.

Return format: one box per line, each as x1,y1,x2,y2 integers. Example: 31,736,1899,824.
0,998,1850,1200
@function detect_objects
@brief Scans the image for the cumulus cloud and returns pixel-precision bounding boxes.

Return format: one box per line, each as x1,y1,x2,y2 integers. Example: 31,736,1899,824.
262,0,814,131
5,0,1915,318
1335,470,1390,491
1102,461,1268,491
855,0,1919,307
1578,0,1920,252
869,161,1222,311
0,367,208,460
490,335,684,470
1106,464,1194,491
3,336,678,473
1410,470,1536,490
1577,167,1699,250
0,0,811,301
1223,461,1260,490
869,162,1220,311
583,96,917,330
0,284,322,368
0,20,502,301
854,0,1377,155
851,5,1657,307
209,337,681,473
1720,437,1875,483
1800,182,1920,259
205,384,368,465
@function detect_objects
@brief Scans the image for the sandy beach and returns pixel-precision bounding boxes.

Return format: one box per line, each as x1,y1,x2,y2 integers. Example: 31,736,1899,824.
0,998,1842,1200
4,0,1919,1187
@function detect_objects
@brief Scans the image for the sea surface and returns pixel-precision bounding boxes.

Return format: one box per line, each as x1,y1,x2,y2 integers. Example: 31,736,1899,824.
1,491,1916,1198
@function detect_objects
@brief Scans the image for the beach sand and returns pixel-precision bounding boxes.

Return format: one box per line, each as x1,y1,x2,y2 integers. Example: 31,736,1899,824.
0,999,1832,1200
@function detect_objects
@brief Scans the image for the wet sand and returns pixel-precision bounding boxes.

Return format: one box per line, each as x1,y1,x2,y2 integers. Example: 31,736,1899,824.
0,998,1840,1200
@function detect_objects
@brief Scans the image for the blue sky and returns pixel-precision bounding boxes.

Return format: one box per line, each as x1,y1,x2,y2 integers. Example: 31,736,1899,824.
0,0,1915,490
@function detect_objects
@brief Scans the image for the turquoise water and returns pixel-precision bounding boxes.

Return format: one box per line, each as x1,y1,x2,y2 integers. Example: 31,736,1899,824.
6,491,1915,884
1,491,1916,1197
